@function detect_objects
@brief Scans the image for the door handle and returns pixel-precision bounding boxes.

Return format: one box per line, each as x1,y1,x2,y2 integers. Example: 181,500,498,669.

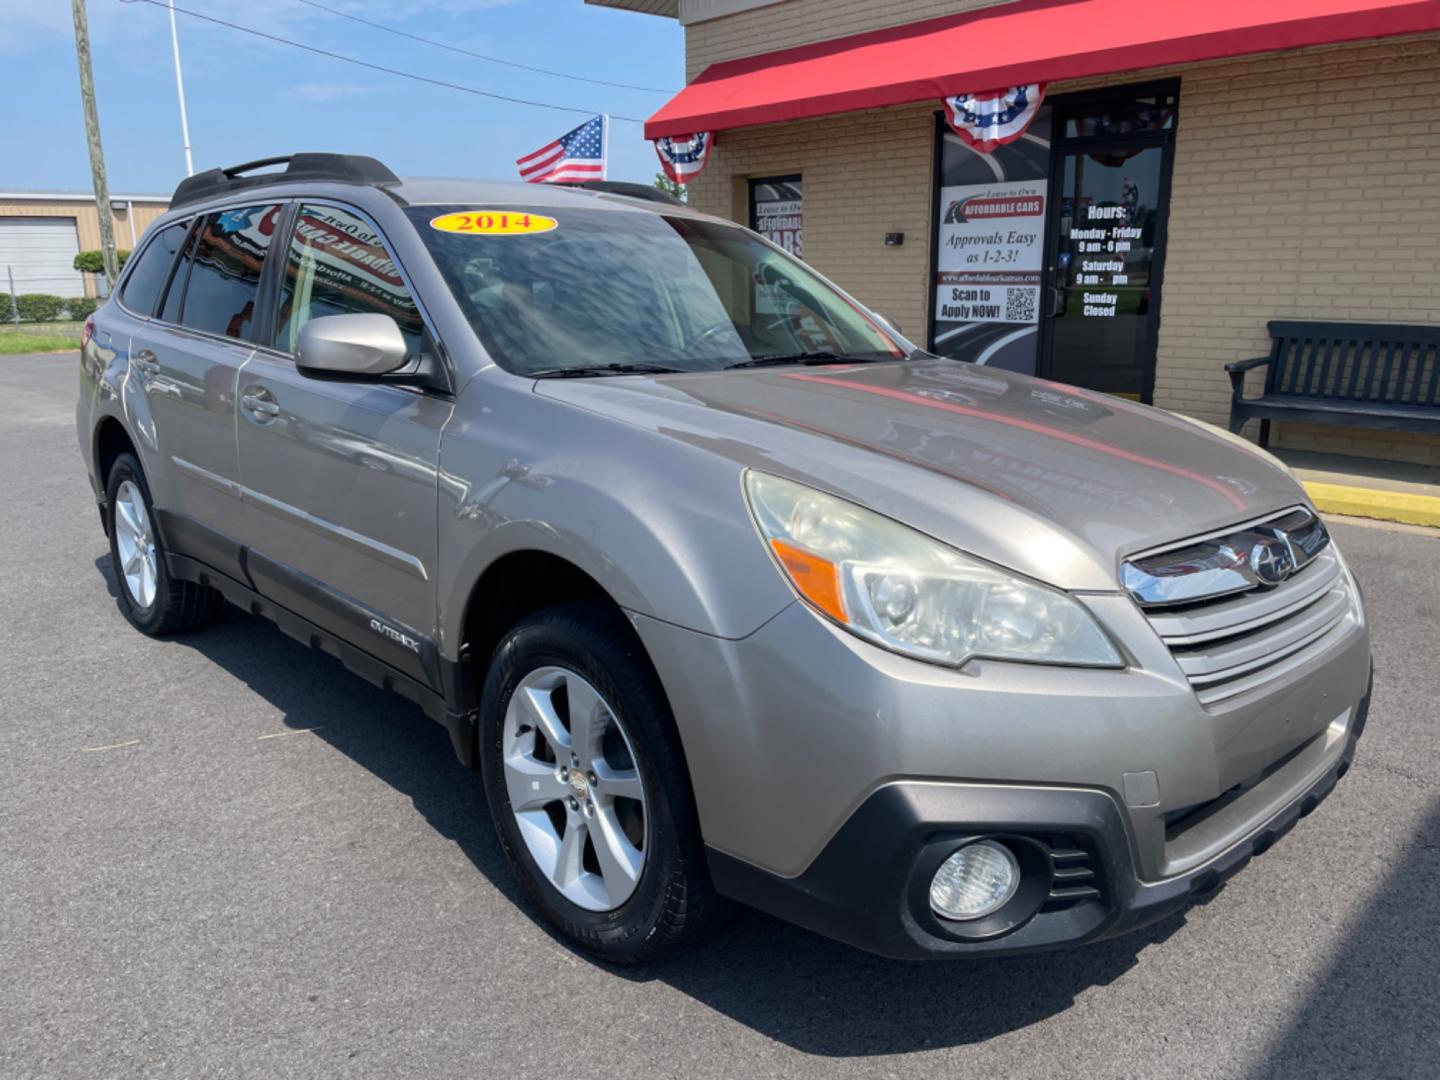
240,386,280,422
133,349,159,376
1049,285,1067,318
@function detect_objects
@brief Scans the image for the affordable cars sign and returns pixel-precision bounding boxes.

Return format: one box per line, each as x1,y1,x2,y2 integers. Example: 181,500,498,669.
935,180,1045,325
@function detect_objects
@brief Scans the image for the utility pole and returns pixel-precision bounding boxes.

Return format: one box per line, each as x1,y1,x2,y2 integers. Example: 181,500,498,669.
167,0,194,176
71,0,120,287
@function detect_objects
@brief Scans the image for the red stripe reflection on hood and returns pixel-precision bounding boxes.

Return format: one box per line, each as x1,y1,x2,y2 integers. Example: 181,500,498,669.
786,372,1247,510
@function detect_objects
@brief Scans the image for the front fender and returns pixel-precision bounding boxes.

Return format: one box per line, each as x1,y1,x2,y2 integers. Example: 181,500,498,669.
434,385,794,655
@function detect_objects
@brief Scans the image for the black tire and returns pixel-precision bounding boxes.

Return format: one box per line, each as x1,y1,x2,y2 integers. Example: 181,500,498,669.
478,602,724,963
105,452,223,636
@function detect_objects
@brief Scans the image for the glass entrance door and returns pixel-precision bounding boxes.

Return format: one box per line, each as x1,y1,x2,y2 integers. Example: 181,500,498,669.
1040,86,1177,403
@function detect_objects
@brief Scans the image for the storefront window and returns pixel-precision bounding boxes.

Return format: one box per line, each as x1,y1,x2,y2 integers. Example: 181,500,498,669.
751,175,804,320
1062,89,1177,139
929,106,1053,374
750,176,803,258
929,82,1178,404
1047,145,1167,399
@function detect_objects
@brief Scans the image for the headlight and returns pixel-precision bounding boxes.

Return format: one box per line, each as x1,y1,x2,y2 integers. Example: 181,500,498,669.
743,472,1123,668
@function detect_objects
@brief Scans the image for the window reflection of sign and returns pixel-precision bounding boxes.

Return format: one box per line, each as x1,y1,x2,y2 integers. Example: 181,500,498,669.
289,210,419,329
186,205,281,339
196,205,280,280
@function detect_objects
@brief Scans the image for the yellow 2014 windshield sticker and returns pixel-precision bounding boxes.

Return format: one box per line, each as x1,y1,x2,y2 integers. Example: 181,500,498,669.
429,210,558,236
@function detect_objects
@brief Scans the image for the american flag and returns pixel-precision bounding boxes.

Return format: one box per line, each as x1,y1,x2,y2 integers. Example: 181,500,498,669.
516,115,608,184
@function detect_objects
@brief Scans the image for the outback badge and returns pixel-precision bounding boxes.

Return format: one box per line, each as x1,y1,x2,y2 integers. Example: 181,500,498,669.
369,618,421,653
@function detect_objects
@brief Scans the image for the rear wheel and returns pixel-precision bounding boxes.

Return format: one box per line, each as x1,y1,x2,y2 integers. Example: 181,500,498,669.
105,452,222,636
478,603,723,963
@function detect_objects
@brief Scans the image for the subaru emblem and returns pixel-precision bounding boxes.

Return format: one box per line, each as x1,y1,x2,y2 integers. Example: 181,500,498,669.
1249,536,1295,585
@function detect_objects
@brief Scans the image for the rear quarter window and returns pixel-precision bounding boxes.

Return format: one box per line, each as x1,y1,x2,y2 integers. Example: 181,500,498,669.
120,222,189,317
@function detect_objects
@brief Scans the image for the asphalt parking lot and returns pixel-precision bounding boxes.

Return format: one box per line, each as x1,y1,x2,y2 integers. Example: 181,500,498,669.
2,351,1438,1079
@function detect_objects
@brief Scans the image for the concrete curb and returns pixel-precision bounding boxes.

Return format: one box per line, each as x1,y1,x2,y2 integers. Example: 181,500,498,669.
1305,481,1440,528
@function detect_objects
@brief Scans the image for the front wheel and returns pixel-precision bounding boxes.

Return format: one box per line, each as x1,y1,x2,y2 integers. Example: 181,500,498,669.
478,603,723,963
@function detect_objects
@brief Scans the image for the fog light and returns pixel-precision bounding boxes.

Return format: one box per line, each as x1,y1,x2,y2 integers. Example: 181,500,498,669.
930,840,1020,921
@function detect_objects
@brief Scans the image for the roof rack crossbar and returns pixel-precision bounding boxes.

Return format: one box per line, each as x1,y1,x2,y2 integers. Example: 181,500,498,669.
170,153,401,210
220,155,296,179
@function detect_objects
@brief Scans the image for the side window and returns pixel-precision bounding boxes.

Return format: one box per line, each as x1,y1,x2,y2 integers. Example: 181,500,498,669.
120,222,189,317
157,228,193,325
177,204,284,340
274,203,424,357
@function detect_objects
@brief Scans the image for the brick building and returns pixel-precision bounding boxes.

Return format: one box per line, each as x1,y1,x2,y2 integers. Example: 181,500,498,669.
591,0,1440,466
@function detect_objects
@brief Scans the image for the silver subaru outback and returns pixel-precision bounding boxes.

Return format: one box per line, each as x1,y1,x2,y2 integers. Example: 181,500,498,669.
77,155,1371,962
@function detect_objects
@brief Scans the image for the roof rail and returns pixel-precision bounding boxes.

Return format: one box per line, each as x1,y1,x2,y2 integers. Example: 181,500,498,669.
170,153,400,210
558,180,684,206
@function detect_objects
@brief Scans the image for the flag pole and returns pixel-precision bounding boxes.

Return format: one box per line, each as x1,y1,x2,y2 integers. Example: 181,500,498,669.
602,114,610,180
167,0,194,177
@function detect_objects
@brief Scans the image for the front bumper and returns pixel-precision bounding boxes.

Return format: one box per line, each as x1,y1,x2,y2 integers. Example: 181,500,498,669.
707,676,1369,959
632,535,1372,958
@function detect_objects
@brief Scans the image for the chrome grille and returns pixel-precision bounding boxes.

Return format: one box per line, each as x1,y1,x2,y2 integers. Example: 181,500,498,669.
1123,508,1354,706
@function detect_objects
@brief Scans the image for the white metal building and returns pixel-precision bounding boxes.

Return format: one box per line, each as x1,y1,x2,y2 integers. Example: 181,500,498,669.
0,192,171,297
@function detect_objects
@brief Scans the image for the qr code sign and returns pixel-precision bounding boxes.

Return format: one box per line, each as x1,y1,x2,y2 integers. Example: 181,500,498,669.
1005,287,1038,324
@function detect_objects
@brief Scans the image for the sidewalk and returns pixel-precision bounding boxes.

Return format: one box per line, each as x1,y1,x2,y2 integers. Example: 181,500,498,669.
1277,450,1440,528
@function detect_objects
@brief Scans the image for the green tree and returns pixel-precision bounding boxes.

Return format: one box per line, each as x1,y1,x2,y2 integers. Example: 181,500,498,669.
653,172,687,203
74,249,130,274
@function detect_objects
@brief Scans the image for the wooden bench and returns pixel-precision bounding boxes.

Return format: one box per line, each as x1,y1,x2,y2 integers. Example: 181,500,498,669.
1227,320,1440,448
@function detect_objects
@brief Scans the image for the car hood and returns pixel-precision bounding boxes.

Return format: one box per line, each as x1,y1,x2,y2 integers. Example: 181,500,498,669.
534,358,1310,591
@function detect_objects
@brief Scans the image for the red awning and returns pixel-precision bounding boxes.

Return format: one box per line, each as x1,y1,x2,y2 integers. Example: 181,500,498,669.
645,0,1440,138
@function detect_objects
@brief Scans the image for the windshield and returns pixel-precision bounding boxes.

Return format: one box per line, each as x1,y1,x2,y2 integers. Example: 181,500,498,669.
405,205,905,376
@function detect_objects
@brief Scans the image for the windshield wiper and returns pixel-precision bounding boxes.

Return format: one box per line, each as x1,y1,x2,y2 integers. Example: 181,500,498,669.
529,362,685,379
724,351,894,370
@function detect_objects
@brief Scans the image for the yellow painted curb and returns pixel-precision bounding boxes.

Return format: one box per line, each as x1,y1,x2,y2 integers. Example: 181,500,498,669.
1304,481,1440,528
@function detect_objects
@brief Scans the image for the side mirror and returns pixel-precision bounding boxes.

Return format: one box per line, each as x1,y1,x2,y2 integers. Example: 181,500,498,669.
295,313,408,379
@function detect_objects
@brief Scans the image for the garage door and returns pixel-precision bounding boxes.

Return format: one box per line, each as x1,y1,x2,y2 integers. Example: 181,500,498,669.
0,217,83,295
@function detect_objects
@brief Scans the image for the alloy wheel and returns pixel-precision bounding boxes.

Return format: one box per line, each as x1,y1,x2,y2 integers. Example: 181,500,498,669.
502,665,648,912
113,479,158,610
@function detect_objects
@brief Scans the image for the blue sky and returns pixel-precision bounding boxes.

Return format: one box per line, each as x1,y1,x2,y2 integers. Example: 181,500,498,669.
0,0,683,195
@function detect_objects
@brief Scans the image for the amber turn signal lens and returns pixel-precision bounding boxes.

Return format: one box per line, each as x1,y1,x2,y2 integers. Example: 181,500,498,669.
769,539,847,623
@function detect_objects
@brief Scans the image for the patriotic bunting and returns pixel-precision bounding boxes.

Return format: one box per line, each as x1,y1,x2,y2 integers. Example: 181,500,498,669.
942,85,1046,154
653,132,716,183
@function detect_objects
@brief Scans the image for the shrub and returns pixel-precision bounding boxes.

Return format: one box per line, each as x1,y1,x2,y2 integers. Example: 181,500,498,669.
73,249,131,274
0,293,12,319
65,297,98,320
16,294,65,322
